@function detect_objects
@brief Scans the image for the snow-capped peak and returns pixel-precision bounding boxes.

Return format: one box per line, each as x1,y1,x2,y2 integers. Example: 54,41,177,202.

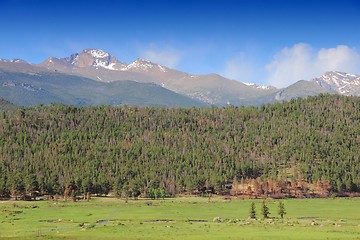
315,71,360,87
83,49,110,59
58,49,124,70
120,58,167,72
243,82,275,90
243,82,257,87
40,49,169,73
313,71,360,95
128,58,156,70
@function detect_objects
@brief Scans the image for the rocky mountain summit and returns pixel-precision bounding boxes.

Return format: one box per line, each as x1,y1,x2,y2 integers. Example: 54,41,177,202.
313,71,360,96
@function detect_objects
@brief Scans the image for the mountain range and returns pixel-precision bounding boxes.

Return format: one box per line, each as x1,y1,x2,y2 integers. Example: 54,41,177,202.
0,49,359,107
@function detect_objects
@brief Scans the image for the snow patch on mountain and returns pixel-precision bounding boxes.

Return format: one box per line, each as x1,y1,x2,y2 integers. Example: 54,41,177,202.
158,65,167,73
70,54,79,65
40,49,170,73
313,71,360,96
123,59,155,71
0,58,27,63
315,71,360,87
121,58,167,72
59,49,126,70
93,59,117,70
84,49,109,58
2,81,41,92
243,82,275,90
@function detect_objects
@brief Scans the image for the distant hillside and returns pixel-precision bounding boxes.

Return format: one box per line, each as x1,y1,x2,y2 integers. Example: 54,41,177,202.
270,80,337,102
0,97,15,110
0,71,207,107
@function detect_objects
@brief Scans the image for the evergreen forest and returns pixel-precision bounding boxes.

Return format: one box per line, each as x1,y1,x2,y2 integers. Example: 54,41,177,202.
0,94,359,199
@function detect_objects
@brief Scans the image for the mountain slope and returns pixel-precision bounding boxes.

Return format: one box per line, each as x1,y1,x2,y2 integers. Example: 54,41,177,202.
0,97,16,110
267,71,360,103
0,70,207,107
39,49,277,105
270,80,337,102
313,71,360,96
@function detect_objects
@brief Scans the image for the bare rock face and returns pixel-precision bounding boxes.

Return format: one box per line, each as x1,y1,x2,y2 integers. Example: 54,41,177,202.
39,49,126,71
64,49,125,70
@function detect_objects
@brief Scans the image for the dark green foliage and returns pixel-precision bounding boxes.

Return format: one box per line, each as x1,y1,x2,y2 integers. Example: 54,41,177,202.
70,189,76,202
261,201,270,219
147,188,166,199
0,94,359,198
278,202,286,220
249,202,256,219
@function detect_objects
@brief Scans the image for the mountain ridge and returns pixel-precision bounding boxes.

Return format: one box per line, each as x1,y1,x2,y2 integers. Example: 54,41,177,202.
312,71,360,96
38,49,278,105
1,49,359,107
0,69,207,107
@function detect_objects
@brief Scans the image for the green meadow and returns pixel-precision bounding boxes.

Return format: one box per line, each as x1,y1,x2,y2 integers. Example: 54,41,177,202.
1,197,360,239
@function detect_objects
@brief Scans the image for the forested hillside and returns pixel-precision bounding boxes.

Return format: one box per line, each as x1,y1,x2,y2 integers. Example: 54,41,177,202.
0,94,359,199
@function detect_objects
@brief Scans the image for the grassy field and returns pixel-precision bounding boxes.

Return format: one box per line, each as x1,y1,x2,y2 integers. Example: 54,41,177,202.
0,197,360,239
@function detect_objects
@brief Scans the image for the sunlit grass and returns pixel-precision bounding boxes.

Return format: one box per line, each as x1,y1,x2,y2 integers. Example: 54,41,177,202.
0,197,359,239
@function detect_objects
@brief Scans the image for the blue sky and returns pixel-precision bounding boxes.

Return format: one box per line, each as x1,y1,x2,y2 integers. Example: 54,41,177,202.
0,0,359,87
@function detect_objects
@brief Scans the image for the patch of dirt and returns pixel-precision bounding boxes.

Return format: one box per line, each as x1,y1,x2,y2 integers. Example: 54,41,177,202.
187,219,208,222
144,219,176,223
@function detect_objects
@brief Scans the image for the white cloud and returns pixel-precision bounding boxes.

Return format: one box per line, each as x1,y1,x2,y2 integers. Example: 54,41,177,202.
266,43,360,88
316,45,360,71
140,46,182,68
223,52,255,82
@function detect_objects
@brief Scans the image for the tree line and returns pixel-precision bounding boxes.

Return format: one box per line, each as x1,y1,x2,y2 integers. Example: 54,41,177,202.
0,94,359,199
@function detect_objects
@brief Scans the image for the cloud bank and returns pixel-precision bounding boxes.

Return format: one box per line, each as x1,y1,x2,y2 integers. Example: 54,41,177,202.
223,52,255,82
266,43,360,88
138,42,360,89
140,46,182,68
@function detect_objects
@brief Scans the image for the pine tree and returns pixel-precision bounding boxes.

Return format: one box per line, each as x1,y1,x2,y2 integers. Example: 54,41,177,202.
278,201,286,222
70,189,76,202
249,202,256,219
261,200,270,219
